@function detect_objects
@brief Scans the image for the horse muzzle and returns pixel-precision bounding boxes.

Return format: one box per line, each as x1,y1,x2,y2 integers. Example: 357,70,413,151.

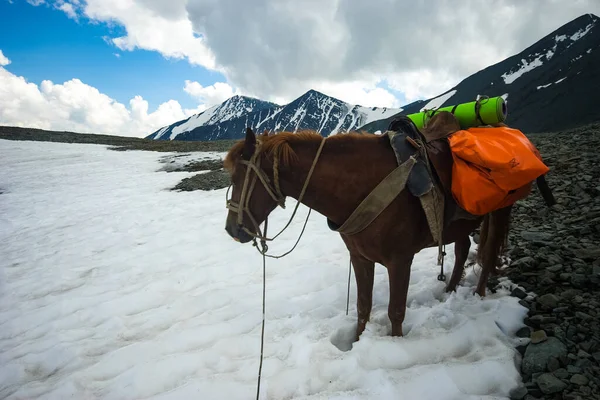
225,222,254,244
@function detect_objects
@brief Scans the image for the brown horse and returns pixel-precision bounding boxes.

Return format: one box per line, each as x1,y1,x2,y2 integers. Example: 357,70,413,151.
224,127,511,339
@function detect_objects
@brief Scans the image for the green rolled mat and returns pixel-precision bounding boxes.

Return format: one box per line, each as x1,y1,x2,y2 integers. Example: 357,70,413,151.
407,96,507,130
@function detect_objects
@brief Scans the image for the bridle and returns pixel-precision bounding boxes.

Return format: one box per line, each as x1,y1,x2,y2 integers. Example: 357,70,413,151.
226,137,327,250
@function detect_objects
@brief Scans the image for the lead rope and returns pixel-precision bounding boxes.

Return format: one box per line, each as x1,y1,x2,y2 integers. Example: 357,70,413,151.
346,259,352,315
252,138,326,399
256,240,267,400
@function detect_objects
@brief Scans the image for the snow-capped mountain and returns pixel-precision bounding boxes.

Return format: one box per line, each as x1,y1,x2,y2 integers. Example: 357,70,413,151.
147,96,278,140
360,13,600,134
147,90,401,141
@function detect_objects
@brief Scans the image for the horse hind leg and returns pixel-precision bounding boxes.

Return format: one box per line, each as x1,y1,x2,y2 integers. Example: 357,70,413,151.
350,253,375,341
446,234,471,292
475,206,512,297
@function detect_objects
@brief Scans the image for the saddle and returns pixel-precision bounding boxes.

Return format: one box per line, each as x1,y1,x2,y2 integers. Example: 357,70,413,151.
386,111,477,233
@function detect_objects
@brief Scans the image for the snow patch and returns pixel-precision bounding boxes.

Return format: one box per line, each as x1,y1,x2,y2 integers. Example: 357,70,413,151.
170,105,219,139
501,56,544,84
420,90,457,112
555,34,567,43
0,139,529,399
536,77,567,90
355,105,401,127
570,23,595,41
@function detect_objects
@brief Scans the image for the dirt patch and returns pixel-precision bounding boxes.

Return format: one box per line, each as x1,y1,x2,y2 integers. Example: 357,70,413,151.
171,170,231,191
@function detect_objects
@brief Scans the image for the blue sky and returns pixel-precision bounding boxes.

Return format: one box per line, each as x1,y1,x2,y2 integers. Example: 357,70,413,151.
1,0,598,137
0,0,223,110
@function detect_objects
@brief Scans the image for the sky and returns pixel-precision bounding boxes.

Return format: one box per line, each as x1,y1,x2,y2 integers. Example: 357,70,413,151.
1,0,599,137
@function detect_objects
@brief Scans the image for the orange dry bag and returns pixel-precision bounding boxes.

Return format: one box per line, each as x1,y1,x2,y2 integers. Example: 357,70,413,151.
448,126,550,216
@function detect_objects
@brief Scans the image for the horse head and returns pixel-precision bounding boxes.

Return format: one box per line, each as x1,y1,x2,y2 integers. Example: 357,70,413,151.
224,127,284,243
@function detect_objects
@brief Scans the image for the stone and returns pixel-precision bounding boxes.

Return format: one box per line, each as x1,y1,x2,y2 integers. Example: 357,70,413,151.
522,337,568,375
572,274,588,288
516,327,531,338
536,373,568,394
530,330,548,344
553,368,569,379
577,349,591,358
547,265,563,273
512,256,536,267
547,357,561,372
567,365,582,374
576,311,592,320
522,231,554,242
509,386,528,400
537,294,560,309
511,287,528,299
574,248,600,260
570,374,590,386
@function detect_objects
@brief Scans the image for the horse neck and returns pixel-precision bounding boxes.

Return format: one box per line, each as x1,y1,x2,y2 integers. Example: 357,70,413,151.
277,135,398,226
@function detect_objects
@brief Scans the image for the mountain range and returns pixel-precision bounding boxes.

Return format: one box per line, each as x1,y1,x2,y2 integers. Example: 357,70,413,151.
148,13,600,141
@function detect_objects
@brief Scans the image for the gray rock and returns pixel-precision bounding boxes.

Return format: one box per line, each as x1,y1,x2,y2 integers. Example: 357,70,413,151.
547,357,560,372
575,311,592,320
547,264,563,273
509,386,528,400
512,256,536,267
570,374,589,386
537,294,560,309
553,368,569,379
567,365,582,374
577,349,591,358
571,274,588,288
574,248,600,260
516,327,531,338
522,337,568,375
522,231,554,242
530,330,548,344
536,373,568,394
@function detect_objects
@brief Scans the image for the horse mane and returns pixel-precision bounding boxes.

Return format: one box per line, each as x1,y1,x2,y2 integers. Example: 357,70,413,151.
224,130,377,172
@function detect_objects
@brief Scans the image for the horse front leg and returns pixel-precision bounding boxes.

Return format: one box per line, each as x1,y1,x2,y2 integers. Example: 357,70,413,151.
350,253,375,341
386,255,414,337
446,234,471,292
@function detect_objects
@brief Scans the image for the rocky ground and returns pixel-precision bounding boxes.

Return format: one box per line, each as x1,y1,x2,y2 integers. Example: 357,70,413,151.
497,122,600,400
0,126,236,153
1,122,599,399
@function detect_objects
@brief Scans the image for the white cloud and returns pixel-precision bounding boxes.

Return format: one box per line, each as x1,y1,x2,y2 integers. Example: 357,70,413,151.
82,0,218,70
0,63,199,137
0,50,10,67
57,2,78,19
183,81,238,106
311,80,401,108
51,0,599,106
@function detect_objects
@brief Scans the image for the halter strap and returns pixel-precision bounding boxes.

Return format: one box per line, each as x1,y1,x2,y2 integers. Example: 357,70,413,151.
226,136,327,243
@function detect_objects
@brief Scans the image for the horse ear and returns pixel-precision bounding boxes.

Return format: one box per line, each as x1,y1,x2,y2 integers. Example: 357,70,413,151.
242,127,256,159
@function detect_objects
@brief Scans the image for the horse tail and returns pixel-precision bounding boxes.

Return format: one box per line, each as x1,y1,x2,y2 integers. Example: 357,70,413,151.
476,205,512,275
